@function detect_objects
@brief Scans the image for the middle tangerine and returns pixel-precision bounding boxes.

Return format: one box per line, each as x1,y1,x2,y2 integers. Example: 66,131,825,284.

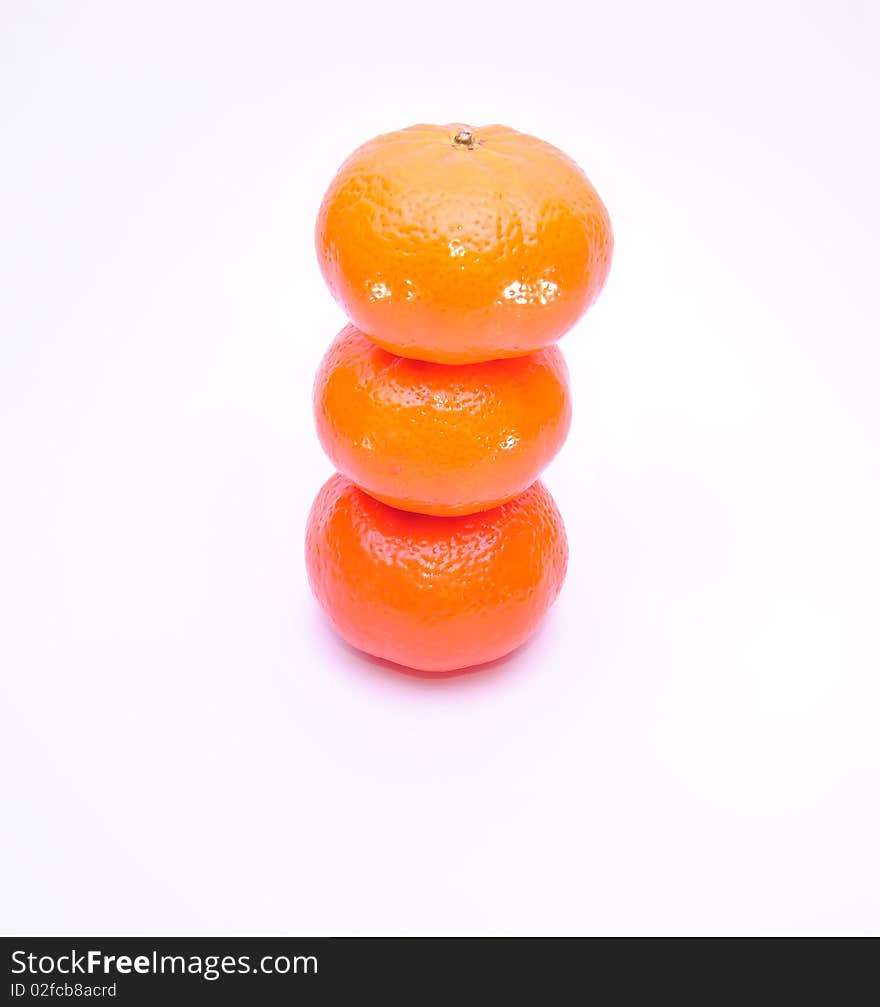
314,324,572,516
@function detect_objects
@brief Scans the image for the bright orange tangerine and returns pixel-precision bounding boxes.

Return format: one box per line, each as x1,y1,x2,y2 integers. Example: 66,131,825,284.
315,123,613,364
313,323,571,516
306,475,568,673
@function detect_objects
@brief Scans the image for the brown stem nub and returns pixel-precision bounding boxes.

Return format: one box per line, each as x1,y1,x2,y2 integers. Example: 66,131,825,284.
452,128,477,149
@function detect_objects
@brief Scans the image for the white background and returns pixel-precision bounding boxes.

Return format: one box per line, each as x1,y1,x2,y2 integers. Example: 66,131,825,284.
2,1,878,936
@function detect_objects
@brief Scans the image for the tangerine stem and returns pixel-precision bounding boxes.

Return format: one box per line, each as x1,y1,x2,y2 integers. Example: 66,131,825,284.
452,128,477,148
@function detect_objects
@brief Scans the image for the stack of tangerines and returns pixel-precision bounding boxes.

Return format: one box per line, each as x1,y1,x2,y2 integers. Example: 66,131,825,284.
306,124,612,674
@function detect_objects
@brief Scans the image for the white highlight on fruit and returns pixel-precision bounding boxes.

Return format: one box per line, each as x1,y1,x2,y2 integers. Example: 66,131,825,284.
499,433,518,451
502,279,560,305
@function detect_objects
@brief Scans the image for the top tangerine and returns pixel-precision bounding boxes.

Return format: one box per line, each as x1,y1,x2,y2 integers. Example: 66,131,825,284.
316,123,613,364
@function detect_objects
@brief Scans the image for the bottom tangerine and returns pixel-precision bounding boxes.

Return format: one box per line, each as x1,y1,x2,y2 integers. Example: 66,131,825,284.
306,474,568,673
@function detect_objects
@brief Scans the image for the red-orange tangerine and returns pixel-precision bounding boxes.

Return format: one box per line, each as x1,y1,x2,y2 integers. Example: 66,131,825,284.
306,475,568,673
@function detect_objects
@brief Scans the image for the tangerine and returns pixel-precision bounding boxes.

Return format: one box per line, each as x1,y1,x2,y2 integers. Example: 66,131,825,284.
313,323,572,516
306,474,568,673
315,123,613,364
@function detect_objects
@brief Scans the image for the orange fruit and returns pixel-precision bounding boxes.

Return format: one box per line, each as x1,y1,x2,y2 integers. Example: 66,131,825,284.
313,323,572,516
315,123,613,364
306,474,568,673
